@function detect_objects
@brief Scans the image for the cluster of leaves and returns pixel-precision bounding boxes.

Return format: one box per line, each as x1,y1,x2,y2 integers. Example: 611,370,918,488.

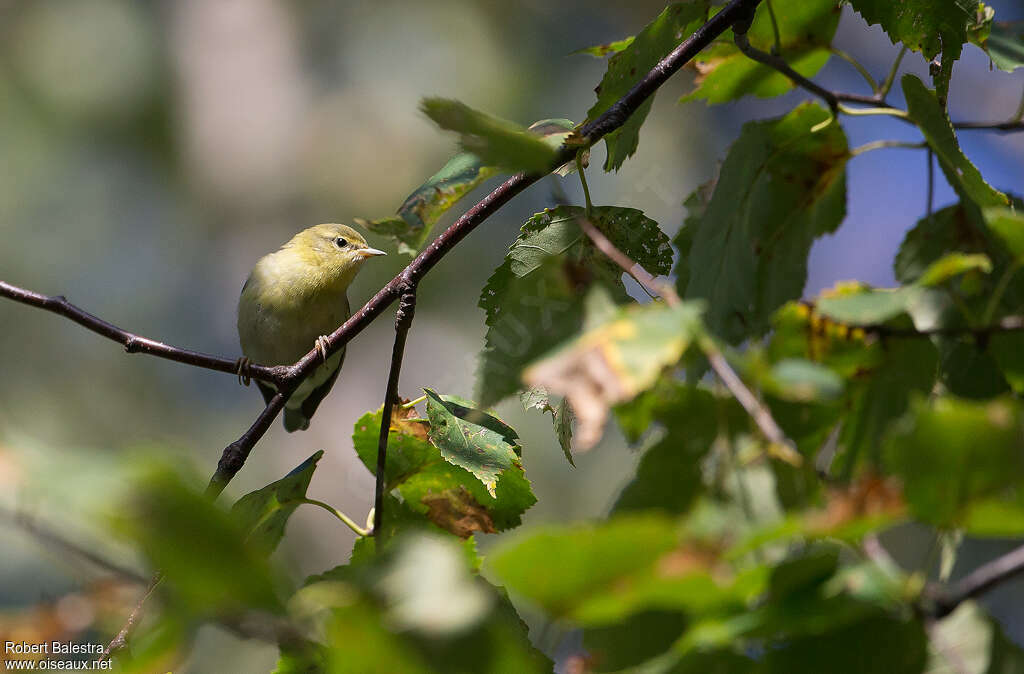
53,0,1024,672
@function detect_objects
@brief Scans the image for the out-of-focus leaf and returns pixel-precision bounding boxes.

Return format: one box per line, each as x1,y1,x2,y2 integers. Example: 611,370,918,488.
361,120,578,256
758,357,844,402
885,395,1024,532
984,207,1024,260
524,290,704,449
816,286,921,325
986,611,1024,672
683,102,848,343
815,253,989,325
586,1,711,170
973,20,1024,72
683,0,841,104
895,203,997,285
231,450,322,554
488,514,748,625
375,534,493,636
925,601,994,674
115,467,283,616
423,388,521,498
583,610,688,672
477,205,672,405
903,75,1008,209
573,37,635,58
613,384,721,515
991,332,1024,395
352,407,536,536
421,98,559,174
851,0,988,97
303,532,553,673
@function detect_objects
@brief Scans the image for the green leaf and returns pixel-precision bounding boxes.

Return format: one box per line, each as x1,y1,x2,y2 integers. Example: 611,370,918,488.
524,292,705,449
885,395,1024,531
613,384,722,515
674,179,715,296
421,98,559,174
902,75,1008,209
520,388,575,466
573,37,635,58
488,514,750,625
586,2,711,170
815,253,989,325
683,102,849,343
423,388,521,498
114,467,283,616
984,207,1024,260
973,20,1024,72
476,205,672,405
583,610,688,672
991,332,1024,395
850,0,986,97
816,286,921,325
352,407,536,536
231,450,322,554
361,120,578,256
760,358,844,402
683,0,841,104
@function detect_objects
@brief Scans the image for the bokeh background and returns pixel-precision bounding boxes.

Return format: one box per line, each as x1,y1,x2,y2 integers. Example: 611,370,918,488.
0,1,1022,671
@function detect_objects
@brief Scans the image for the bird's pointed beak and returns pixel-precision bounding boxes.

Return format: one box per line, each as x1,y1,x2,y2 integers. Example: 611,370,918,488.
357,247,388,258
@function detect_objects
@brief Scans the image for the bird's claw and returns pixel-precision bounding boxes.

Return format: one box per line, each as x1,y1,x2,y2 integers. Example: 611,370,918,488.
235,357,252,386
316,335,330,363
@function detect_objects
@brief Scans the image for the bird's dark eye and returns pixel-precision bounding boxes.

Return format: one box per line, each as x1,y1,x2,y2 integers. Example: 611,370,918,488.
334,237,349,248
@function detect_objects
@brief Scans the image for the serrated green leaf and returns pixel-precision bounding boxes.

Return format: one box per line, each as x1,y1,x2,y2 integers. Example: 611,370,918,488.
684,102,849,343
423,388,521,498
524,291,705,449
231,450,323,554
352,407,536,536
586,2,711,170
903,75,1008,209
421,98,558,174
885,395,1024,532
683,0,841,104
477,205,673,405
850,0,986,97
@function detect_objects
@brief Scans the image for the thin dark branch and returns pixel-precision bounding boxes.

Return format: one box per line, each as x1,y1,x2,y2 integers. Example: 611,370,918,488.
0,281,284,386
953,120,1024,132
926,542,1024,618
0,508,148,585
575,214,798,458
733,32,838,111
207,391,291,497
373,286,417,539
926,148,935,218
100,574,162,661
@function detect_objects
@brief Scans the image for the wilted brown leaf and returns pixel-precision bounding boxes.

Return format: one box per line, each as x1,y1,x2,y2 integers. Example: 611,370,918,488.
423,487,498,538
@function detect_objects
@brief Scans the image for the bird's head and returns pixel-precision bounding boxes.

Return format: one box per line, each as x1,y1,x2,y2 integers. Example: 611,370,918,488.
287,223,387,286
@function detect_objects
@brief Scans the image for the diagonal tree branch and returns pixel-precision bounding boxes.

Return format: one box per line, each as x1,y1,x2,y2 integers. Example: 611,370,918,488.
373,284,417,539
925,542,1024,618
0,281,285,386
573,211,797,458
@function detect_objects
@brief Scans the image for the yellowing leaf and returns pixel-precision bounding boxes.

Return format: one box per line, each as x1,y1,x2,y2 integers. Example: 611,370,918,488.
524,294,704,449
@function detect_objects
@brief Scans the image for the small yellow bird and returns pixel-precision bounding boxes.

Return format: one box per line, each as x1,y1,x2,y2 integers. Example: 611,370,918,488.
238,224,386,431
